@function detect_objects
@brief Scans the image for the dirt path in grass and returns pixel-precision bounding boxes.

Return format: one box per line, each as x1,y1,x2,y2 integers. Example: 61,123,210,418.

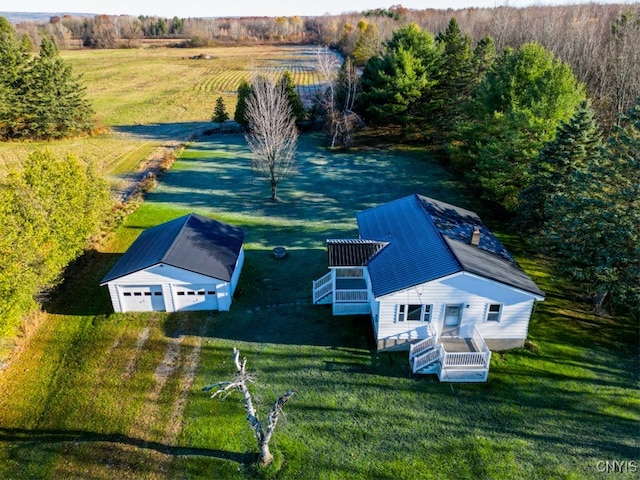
111,141,183,204
128,318,207,446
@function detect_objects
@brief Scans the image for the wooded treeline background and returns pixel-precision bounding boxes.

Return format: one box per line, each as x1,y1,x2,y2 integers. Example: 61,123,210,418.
10,3,640,131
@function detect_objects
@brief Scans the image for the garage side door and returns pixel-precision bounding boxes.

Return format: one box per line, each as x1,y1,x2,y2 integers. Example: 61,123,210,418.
120,285,165,312
173,284,219,311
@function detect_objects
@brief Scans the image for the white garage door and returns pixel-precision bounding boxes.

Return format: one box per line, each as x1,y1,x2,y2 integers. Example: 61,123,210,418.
120,285,165,312
173,284,219,311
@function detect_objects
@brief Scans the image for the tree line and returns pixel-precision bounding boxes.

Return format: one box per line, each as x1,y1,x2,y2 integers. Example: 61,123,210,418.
0,150,111,337
12,4,639,132
351,20,638,314
0,17,94,140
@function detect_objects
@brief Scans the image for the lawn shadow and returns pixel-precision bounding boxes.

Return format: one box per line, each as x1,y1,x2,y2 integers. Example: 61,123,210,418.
112,121,214,141
0,427,253,464
44,250,121,316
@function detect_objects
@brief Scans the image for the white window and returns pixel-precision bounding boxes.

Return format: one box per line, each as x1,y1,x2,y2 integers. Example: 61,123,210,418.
487,303,502,322
398,304,432,322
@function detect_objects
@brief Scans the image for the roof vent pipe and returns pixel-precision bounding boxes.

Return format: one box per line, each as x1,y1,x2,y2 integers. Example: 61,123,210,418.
471,227,481,246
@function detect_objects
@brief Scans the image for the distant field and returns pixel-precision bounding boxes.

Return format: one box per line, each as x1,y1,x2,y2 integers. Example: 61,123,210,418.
0,45,334,178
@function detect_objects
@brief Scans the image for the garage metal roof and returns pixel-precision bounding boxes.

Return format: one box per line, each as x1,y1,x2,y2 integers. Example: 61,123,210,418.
354,194,544,298
100,213,245,284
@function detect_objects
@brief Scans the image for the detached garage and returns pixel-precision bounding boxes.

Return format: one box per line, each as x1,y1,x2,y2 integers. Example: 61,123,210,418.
100,213,245,313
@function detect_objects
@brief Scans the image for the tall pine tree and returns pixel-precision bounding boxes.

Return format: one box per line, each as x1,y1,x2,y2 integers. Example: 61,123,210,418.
429,18,474,142
278,70,305,122
0,20,94,140
450,43,585,210
234,78,252,128
543,99,640,311
360,23,439,132
518,100,603,229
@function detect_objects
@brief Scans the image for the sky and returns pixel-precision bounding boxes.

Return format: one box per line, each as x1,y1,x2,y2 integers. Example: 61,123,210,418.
0,0,628,18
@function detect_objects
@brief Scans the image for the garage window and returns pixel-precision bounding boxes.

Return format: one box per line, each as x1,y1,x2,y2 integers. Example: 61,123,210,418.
123,292,132,297
207,291,215,295
134,292,142,296
144,292,152,296
177,291,185,296
154,292,162,296
187,291,196,296
197,291,205,296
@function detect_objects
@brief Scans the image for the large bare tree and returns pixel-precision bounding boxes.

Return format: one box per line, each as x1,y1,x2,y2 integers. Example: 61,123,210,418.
316,48,363,149
204,348,294,467
245,76,298,201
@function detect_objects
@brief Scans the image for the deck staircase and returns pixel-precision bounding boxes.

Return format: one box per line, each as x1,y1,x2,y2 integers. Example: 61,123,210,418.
409,325,492,382
313,269,371,315
409,326,439,374
312,272,333,304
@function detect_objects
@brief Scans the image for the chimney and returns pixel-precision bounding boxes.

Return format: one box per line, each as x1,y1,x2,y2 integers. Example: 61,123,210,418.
471,227,481,246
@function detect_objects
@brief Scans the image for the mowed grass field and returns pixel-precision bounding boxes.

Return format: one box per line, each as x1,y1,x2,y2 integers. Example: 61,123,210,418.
0,45,331,177
0,132,637,479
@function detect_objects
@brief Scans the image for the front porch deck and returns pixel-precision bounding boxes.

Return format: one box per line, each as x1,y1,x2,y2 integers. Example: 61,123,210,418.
440,337,479,353
410,325,491,382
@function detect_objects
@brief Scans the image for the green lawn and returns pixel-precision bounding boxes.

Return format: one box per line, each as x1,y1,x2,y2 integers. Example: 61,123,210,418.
0,133,637,479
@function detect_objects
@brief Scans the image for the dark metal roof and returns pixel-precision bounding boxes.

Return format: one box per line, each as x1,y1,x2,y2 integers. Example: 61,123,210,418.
445,238,545,298
417,195,514,262
327,239,388,267
352,194,544,298
357,195,462,297
100,213,245,284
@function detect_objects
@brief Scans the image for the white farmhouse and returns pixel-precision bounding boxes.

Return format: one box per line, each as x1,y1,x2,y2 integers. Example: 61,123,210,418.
101,213,245,313
313,194,544,382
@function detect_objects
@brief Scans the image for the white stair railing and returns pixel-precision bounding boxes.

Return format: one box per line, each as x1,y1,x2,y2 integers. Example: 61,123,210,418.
312,272,333,303
412,346,441,373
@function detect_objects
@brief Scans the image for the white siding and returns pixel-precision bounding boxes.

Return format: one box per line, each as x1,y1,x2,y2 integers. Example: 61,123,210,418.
107,283,123,313
106,263,232,313
374,271,539,345
229,247,245,295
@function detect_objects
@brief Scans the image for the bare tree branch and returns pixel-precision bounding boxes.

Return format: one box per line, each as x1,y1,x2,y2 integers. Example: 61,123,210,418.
245,77,298,201
203,347,295,467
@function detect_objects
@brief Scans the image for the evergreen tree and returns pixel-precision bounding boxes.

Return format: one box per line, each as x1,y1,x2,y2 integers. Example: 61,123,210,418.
543,99,640,311
518,100,603,229
429,18,474,142
278,71,305,122
20,39,94,139
450,43,585,210
0,21,94,140
360,23,439,131
234,78,252,128
212,96,229,123
0,16,29,139
470,36,496,80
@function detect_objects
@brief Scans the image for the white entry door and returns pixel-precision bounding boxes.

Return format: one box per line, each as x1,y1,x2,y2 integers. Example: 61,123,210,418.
120,286,165,312
442,304,462,336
